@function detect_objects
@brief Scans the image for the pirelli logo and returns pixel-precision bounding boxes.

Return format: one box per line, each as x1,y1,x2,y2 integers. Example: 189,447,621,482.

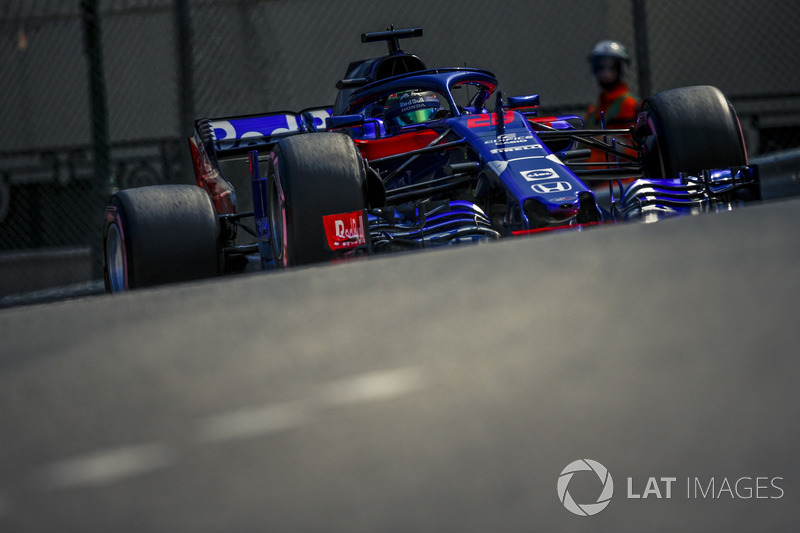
489,144,543,154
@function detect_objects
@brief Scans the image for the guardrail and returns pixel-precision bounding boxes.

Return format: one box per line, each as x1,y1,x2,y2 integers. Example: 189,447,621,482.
752,147,800,200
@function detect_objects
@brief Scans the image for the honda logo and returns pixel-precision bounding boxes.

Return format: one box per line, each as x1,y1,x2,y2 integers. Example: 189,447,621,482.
531,181,572,194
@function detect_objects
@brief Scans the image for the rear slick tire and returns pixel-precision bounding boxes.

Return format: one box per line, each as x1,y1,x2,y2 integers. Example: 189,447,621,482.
103,184,221,292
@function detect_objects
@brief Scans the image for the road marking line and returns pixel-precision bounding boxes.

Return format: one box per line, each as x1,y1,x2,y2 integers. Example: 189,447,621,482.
28,367,427,493
194,367,425,443
195,401,311,443
318,366,425,407
37,442,173,490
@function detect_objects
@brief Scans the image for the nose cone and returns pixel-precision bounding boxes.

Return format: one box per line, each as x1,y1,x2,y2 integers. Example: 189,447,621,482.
523,194,581,226
549,198,581,222
522,188,604,229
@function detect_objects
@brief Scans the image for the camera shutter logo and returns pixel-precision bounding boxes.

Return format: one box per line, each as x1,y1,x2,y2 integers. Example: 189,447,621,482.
557,459,614,516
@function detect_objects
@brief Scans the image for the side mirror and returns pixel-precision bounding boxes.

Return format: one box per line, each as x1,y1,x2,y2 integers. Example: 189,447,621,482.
336,77,370,90
507,94,541,110
326,114,365,130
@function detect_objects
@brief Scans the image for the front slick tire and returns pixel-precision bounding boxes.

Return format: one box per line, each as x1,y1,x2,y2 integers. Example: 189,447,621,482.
640,85,747,180
267,133,366,267
103,184,221,292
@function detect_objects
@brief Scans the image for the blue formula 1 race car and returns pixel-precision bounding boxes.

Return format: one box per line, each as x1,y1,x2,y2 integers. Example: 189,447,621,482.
103,27,759,291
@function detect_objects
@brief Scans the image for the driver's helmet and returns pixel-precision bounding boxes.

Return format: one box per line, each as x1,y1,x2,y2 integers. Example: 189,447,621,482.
383,90,441,126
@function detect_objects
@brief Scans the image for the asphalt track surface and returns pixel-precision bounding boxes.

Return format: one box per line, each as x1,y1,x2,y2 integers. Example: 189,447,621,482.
1,198,799,532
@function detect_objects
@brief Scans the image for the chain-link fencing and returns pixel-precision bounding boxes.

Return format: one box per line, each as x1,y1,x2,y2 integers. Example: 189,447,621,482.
1,0,799,302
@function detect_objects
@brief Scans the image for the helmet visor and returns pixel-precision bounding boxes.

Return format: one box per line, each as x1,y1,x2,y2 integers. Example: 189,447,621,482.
384,91,442,126
397,108,436,125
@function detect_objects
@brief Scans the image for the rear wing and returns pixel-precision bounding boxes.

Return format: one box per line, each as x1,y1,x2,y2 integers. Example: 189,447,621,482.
189,106,332,216
204,106,332,154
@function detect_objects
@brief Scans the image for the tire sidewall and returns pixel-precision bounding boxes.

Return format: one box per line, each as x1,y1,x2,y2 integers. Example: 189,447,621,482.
103,200,131,292
267,147,293,268
640,100,669,180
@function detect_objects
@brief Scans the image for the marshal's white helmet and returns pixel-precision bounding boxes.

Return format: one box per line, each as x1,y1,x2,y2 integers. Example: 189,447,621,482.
589,40,631,77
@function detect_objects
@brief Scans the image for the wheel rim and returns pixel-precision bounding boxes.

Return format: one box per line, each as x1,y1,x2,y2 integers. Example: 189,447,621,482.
105,223,127,292
268,171,288,267
648,115,667,180
641,106,667,180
